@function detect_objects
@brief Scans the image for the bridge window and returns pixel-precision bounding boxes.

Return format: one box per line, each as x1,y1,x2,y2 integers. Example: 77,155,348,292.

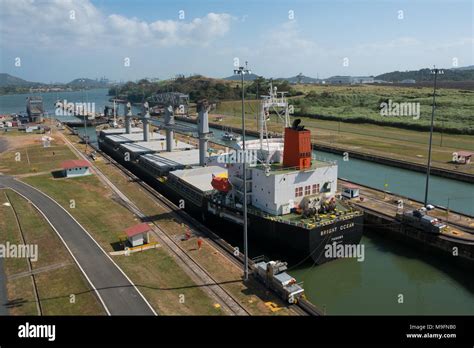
295,187,303,197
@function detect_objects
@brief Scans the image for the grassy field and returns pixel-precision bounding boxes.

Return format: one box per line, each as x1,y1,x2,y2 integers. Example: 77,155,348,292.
290,84,474,133
22,173,223,315
93,159,294,315
212,97,474,174
0,190,104,315
214,84,474,133
0,132,77,175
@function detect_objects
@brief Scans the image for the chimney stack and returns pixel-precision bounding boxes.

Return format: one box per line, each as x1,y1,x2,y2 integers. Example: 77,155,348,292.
283,119,311,169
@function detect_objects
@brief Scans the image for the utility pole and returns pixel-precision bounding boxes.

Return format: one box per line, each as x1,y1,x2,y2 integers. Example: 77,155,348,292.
424,67,443,207
234,61,251,281
83,86,88,155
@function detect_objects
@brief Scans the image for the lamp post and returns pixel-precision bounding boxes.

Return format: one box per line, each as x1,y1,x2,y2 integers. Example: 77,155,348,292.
424,67,444,207
234,62,251,280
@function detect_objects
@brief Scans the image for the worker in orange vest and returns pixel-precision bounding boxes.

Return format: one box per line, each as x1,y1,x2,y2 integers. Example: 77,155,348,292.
197,238,202,250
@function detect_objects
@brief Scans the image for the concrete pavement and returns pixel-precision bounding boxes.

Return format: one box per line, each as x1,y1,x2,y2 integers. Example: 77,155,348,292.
0,175,156,315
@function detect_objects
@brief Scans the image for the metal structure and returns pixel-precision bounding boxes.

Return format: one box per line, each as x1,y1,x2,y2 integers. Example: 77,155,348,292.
163,105,175,151
197,99,212,166
259,82,290,158
424,67,444,207
149,92,189,115
26,96,44,123
125,102,132,134
234,62,251,281
143,102,151,142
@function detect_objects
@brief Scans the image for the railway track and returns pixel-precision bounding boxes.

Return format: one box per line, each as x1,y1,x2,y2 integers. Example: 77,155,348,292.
92,144,320,315
90,149,250,315
61,135,252,315
63,127,322,315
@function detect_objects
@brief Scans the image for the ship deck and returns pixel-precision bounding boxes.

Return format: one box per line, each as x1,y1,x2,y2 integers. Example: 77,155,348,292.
170,166,228,193
120,139,195,155
257,201,362,228
243,200,363,230
106,132,165,143
254,159,335,175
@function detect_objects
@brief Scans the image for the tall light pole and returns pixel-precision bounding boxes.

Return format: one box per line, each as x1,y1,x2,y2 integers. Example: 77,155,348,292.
424,67,444,207
234,62,251,280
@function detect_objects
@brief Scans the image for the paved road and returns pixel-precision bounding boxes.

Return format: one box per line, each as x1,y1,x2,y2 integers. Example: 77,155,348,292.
0,184,11,314
0,175,156,315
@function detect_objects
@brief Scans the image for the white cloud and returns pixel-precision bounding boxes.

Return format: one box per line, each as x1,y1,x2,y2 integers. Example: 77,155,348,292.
0,0,233,49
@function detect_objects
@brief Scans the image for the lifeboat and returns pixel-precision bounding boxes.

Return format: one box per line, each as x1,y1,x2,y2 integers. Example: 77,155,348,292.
211,173,232,193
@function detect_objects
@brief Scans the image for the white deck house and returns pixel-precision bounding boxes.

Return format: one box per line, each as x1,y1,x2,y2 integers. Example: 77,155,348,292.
61,160,91,178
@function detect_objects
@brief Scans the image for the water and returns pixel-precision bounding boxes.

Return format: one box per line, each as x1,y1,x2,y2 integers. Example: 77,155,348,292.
290,233,474,315
157,119,474,216
0,88,111,116
1,92,473,314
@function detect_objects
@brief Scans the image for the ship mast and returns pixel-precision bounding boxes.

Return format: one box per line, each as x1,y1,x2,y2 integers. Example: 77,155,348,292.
258,81,290,162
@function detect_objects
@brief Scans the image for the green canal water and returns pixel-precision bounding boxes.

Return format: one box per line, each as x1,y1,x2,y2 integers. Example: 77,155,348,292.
1,90,473,315
290,233,474,315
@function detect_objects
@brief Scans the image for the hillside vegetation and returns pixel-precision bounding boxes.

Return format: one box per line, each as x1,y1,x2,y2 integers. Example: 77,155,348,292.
109,75,301,103
289,84,474,134
376,68,474,82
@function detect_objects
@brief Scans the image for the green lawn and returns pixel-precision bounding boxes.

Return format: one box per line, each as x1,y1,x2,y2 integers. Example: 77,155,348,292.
0,190,104,315
22,174,223,315
210,99,474,174
0,143,77,175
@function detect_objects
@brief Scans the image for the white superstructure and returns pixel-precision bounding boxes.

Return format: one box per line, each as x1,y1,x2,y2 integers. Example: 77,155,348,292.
223,84,339,216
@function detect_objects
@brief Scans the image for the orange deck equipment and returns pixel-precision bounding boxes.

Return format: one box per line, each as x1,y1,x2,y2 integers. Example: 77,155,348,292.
211,174,232,193
283,119,312,169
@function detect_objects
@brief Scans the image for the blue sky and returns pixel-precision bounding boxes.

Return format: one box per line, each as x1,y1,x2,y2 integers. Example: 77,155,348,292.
0,0,472,83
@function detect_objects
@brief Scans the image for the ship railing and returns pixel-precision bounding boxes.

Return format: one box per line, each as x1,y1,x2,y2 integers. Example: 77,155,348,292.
251,255,268,264
247,205,361,229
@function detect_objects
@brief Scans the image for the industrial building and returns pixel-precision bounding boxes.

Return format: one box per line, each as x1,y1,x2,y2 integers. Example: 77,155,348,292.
26,96,44,123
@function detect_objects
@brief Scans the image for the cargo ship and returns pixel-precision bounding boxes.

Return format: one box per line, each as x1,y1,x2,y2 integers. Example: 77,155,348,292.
98,88,364,264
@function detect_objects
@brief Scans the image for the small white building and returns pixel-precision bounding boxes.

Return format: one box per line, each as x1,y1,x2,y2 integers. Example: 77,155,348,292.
61,160,91,178
124,223,151,247
341,183,360,199
453,151,472,164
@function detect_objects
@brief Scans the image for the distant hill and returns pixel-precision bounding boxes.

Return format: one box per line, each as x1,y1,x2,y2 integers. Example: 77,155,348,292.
452,65,474,71
376,67,474,82
0,73,41,87
223,73,260,81
275,74,320,84
67,78,109,88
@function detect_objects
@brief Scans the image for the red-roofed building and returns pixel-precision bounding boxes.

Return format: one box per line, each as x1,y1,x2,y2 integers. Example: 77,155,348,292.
453,151,472,164
124,223,151,247
61,160,91,178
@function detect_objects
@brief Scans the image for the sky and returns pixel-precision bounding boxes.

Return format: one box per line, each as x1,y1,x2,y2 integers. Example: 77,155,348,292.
0,0,473,83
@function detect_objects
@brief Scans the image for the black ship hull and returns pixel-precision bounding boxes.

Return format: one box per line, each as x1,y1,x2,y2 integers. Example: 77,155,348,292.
206,200,364,264
99,139,364,264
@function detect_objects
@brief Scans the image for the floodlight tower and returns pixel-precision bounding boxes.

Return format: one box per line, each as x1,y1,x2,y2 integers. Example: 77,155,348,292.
234,61,251,281
424,67,444,207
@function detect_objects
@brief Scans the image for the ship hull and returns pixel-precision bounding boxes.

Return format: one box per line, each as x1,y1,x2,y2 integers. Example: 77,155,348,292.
99,139,364,264
206,200,364,264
